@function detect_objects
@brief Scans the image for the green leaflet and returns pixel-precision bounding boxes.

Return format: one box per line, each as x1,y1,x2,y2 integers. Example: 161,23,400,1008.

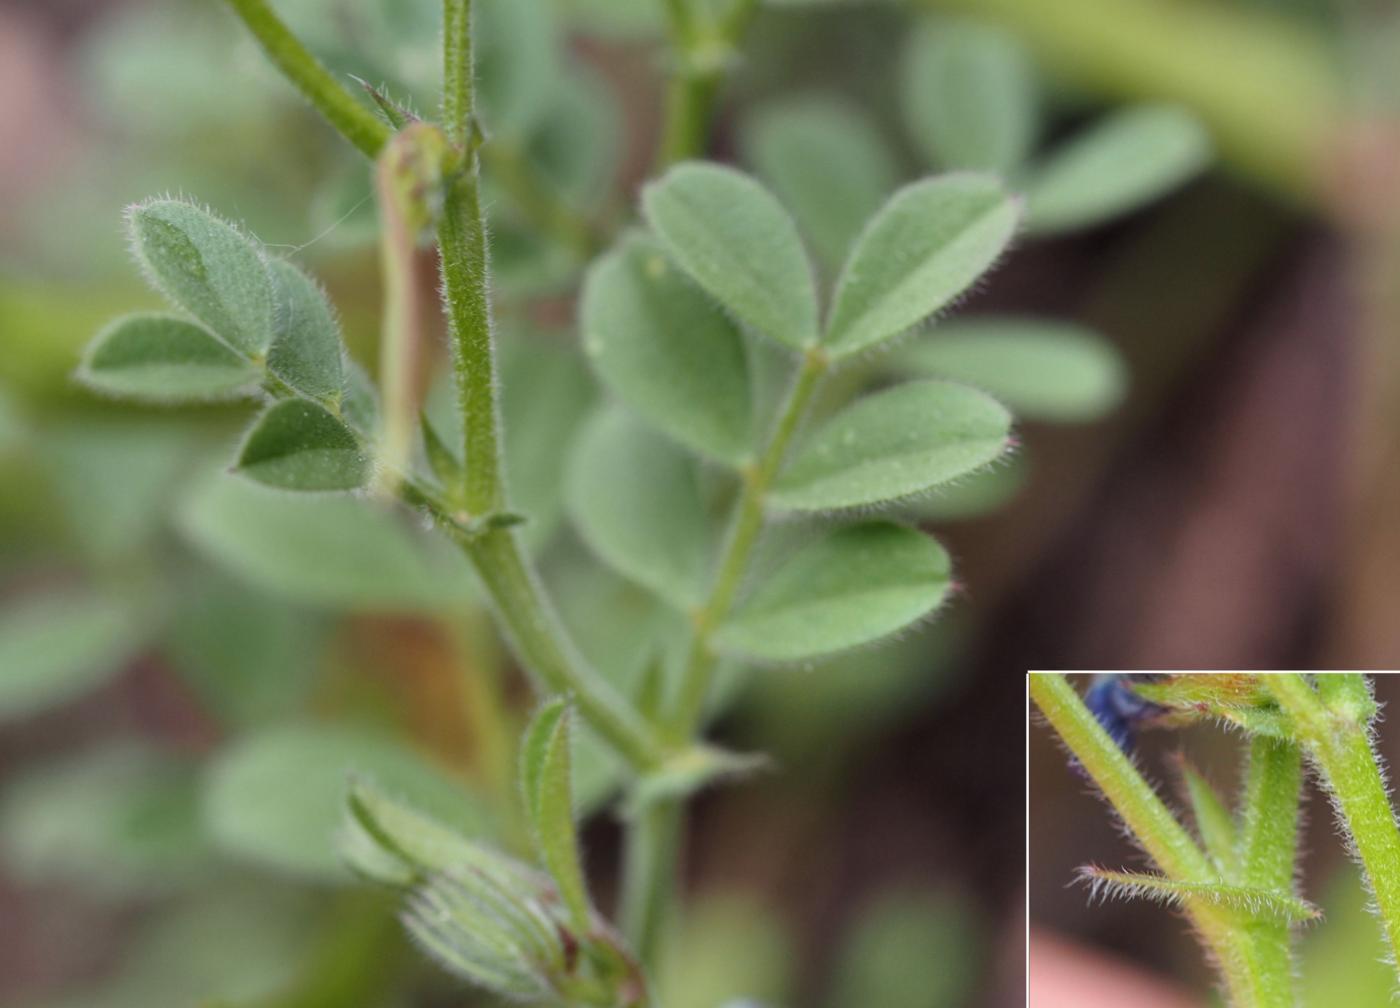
527,63,621,207
1076,867,1320,923
266,258,346,404
204,723,493,882
0,590,145,722
895,317,1127,423
771,380,1012,511
341,358,380,437
0,743,212,895
520,700,593,933
581,232,753,463
342,778,526,889
500,336,598,550
825,175,1020,358
178,470,475,611
901,18,1038,175
40,420,200,562
715,523,952,662
642,161,820,351
1172,755,1240,879
566,408,712,608
742,96,899,270
128,198,275,356
78,314,260,402
477,0,559,139
1025,104,1211,234
236,398,368,491
166,578,320,730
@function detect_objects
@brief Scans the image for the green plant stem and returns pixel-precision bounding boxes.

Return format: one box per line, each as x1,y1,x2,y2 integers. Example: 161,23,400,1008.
657,71,723,168
457,530,665,772
223,0,389,158
1236,735,1304,1008
441,0,473,150
654,0,761,168
1032,675,1211,879
437,175,505,515
620,798,683,975
621,345,826,994
415,0,660,772
1029,673,1268,1007
1266,674,1400,981
436,0,500,515
665,346,829,740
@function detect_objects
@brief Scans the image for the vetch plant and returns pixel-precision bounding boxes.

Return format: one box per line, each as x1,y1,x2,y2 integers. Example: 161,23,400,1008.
60,0,1171,1003
739,13,1209,444
1031,673,1400,1008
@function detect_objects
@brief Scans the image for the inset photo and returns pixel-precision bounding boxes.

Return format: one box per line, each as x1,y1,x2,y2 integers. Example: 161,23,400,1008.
1029,672,1400,1008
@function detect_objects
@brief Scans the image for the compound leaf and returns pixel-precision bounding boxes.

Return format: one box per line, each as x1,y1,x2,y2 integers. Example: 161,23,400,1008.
128,198,275,355
825,175,1020,358
79,313,260,402
772,380,1012,511
581,232,752,463
715,523,952,661
902,18,1038,175
237,399,368,492
1025,104,1210,234
642,161,819,350
895,317,1127,422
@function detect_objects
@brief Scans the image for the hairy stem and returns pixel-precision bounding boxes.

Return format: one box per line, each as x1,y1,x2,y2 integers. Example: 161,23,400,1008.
223,0,389,158
1235,735,1304,1008
460,529,664,769
665,345,829,739
1266,674,1400,984
620,798,683,975
1030,673,1265,1007
436,0,500,515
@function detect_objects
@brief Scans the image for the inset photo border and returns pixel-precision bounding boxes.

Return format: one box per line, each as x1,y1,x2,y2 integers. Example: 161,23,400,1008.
1027,672,1400,1008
